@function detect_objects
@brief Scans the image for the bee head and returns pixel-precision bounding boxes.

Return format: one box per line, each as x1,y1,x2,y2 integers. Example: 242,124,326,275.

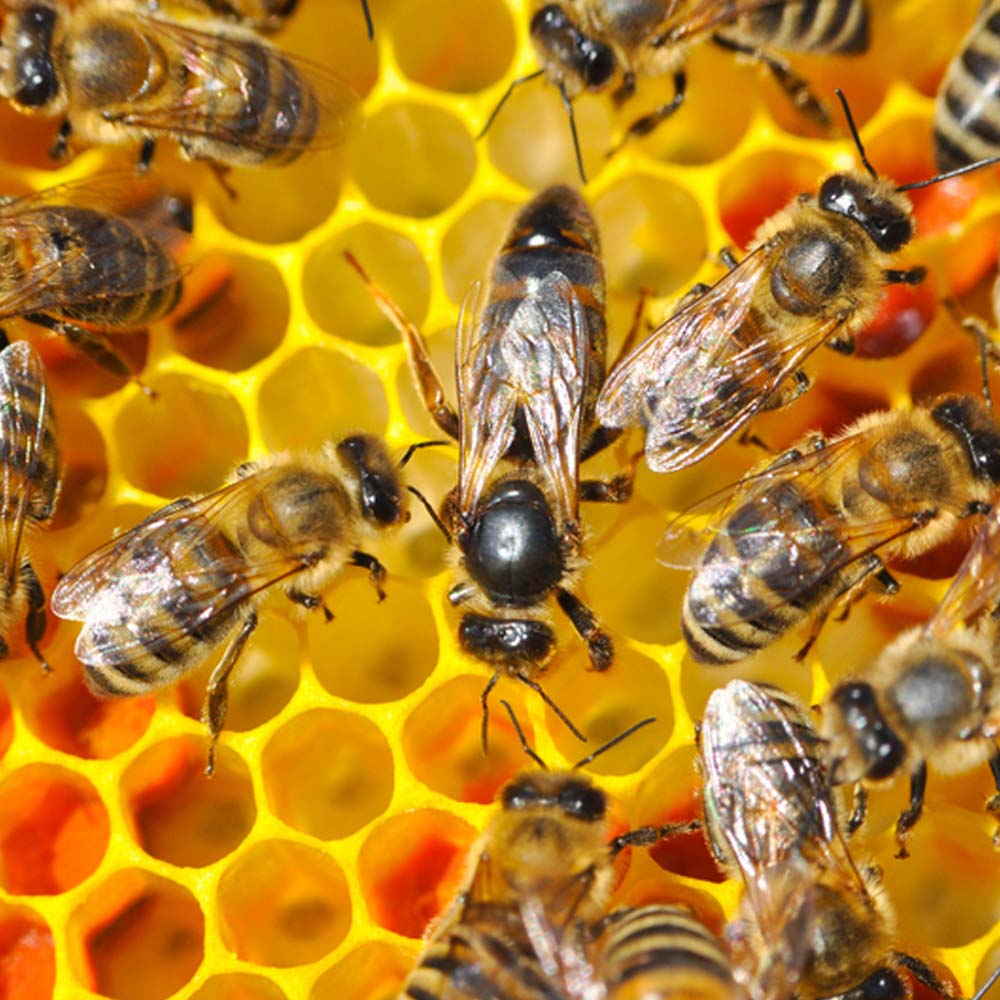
458,613,556,667
931,394,1000,484
529,4,616,95
501,771,607,823
817,173,913,253
825,680,906,782
336,434,407,528
1,4,61,110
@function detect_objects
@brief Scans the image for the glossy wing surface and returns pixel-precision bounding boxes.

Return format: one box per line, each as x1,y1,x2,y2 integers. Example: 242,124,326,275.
667,0,848,41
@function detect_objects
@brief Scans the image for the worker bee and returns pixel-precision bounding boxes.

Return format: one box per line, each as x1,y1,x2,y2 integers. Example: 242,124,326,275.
51,434,427,774
596,91,1000,474
821,495,1000,858
0,179,185,386
159,0,373,37
347,185,635,746
0,341,60,673
934,1,1000,171
698,679,952,1000
485,0,869,180
662,395,1000,665
0,0,358,173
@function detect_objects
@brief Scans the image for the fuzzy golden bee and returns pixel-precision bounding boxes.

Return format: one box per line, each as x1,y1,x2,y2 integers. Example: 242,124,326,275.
698,679,951,1000
822,496,1000,858
0,341,60,673
51,434,422,773
349,185,635,745
0,0,358,172
664,395,1000,664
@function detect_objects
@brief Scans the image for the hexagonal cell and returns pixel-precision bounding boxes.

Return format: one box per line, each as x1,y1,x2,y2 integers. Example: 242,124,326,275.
440,198,518,305
0,765,108,896
349,102,476,217
190,974,288,1000
891,0,980,98
391,0,514,93
303,222,429,347
217,839,351,967
120,736,256,867
485,80,611,188
311,941,417,1000
593,174,706,297
170,253,289,371
258,346,389,452
0,902,55,1000
309,577,437,703
358,809,477,938
176,610,300,734
403,677,532,804
261,708,393,839
718,150,825,250
68,869,204,1000
0,688,12,763
115,373,248,498
541,645,674,776
50,402,108,530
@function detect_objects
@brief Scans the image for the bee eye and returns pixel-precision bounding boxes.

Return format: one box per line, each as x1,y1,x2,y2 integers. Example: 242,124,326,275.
558,784,606,821
582,41,615,87
502,781,538,811
856,969,906,1000
872,214,912,252
533,4,569,32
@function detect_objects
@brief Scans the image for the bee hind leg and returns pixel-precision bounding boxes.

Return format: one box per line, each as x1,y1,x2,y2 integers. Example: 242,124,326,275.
351,550,387,602
287,587,334,622
202,611,259,777
556,587,613,671
22,562,50,674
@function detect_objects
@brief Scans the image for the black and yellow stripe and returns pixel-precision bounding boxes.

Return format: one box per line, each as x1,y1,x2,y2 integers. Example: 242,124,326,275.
728,0,870,55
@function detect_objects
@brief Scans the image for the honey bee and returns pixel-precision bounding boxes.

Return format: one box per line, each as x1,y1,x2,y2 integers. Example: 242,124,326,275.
821,496,1000,858
934,1,1000,171
347,186,635,746
0,341,60,673
158,0,373,37
596,91,1000,474
0,0,358,172
698,679,952,1000
0,180,185,386
486,1,869,179
51,434,425,774
662,395,1000,665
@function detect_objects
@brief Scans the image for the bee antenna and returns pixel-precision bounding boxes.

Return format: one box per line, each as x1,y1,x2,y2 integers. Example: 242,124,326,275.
896,155,1000,193
558,79,588,184
834,88,877,181
516,673,588,744
500,699,548,770
406,485,451,544
477,69,545,142
398,439,449,468
969,960,1000,1000
573,717,655,770
360,0,373,40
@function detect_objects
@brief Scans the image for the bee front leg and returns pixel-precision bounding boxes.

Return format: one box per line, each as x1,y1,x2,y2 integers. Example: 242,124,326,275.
556,587,613,671
845,782,868,837
21,562,50,674
287,588,334,622
894,760,928,859
607,69,687,157
351,550,387,602
202,611,259,777
138,137,156,172
50,120,73,161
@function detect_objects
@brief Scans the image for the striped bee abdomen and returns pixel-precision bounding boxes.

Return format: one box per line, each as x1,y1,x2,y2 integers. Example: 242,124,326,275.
723,0,870,56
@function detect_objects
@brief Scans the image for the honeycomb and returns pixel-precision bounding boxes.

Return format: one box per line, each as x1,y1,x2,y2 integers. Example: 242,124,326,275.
1,0,1000,998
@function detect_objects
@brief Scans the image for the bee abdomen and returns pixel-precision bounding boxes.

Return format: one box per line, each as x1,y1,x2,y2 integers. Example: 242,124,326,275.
934,5,1000,170
727,0,869,55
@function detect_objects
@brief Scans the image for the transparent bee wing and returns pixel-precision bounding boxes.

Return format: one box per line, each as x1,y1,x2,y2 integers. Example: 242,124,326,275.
670,0,857,42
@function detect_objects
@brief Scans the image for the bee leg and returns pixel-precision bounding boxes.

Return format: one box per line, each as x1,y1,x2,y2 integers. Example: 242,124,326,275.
985,744,1000,846
0,328,9,350
892,952,954,998
845,783,868,837
894,760,928,859
609,819,701,856
351,550,387,602
607,69,686,157
138,138,156,173
21,562,51,674
955,313,998,412
885,267,927,285
287,588,334,622
555,587,613,670
479,672,500,754
342,251,459,440
712,35,830,128
580,424,623,461
580,448,639,504
604,286,652,373
737,428,772,453
202,610,259,777
206,161,238,201
761,369,810,412
50,120,72,161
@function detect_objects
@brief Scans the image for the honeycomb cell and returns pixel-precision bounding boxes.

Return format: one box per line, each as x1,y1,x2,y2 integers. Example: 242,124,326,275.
170,254,289,371
391,0,515,93
258,346,389,452
0,765,108,895
539,646,673,776
115,373,248,497
358,808,477,938
403,677,531,804
68,869,204,1000
190,974,288,1000
593,174,706,297
349,102,476,217
120,736,256,867
440,198,518,304
309,577,437,703
892,0,980,98
176,610,301,734
261,708,393,839
0,903,55,1000
311,941,416,1000
303,222,429,347
217,839,351,967
50,403,108,529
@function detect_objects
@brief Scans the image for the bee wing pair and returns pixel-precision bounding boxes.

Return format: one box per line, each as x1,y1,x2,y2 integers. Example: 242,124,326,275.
597,248,845,473
456,270,587,524
51,468,306,675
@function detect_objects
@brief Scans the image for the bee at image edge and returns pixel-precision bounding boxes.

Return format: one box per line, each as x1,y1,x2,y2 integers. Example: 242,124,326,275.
51,434,423,774
163,0,374,38
0,0,359,174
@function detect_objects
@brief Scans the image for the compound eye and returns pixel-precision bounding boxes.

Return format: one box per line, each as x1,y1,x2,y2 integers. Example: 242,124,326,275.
361,474,402,526
502,781,538,811
873,214,912,252
859,969,906,1000
558,784,606,821
818,174,853,214
583,41,615,87
532,3,570,33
